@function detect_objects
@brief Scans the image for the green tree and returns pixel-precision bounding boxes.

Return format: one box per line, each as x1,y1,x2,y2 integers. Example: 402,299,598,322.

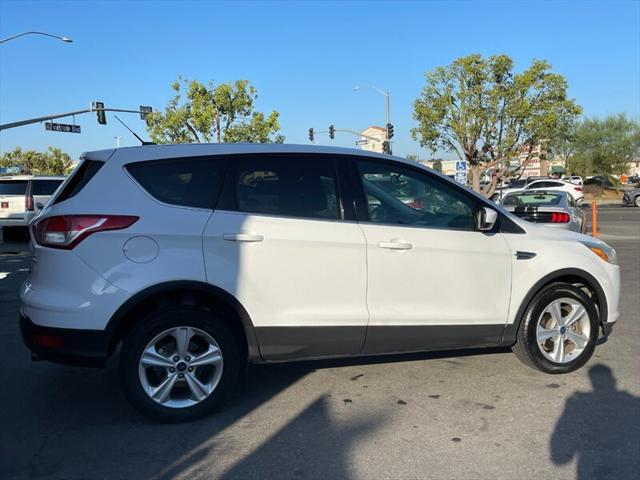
0,146,73,175
567,114,640,177
412,54,581,195
146,77,284,144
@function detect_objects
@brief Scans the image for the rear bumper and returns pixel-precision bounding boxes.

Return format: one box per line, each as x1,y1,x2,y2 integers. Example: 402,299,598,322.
19,312,109,367
0,218,28,227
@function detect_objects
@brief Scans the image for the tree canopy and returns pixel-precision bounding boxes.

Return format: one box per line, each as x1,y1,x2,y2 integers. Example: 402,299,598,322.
0,147,73,175
412,54,581,194
565,114,640,177
146,77,284,144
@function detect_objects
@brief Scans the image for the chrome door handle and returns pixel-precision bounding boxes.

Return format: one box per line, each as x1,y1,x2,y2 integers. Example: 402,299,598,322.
223,233,264,242
378,241,413,250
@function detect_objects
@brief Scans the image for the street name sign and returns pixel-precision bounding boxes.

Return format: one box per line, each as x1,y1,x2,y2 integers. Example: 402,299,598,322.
45,122,81,134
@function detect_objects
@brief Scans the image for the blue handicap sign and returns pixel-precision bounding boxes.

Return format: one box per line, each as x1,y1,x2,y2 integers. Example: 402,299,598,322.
456,161,467,171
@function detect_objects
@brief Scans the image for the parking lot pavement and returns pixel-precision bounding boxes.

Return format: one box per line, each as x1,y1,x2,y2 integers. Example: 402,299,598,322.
1,209,638,480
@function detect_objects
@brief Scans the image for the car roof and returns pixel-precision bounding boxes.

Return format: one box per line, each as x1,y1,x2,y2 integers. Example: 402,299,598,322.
0,175,66,180
86,143,417,166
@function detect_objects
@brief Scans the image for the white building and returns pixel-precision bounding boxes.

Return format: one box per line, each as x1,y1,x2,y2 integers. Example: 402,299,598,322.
358,126,386,154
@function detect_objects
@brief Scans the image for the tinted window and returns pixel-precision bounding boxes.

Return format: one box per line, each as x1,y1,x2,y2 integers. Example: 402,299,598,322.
502,193,563,206
54,160,104,204
529,181,562,189
509,180,526,188
127,157,226,209
32,180,63,196
0,180,27,195
218,155,340,220
356,160,477,230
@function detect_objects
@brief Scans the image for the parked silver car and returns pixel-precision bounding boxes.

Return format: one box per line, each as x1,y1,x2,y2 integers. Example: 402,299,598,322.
500,190,586,233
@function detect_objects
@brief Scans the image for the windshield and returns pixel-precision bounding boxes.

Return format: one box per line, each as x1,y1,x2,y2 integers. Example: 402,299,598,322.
0,180,28,195
502,192,563,207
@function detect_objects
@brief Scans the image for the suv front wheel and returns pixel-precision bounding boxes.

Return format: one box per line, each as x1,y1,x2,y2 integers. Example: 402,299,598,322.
120,306,240,422
512,283,599,374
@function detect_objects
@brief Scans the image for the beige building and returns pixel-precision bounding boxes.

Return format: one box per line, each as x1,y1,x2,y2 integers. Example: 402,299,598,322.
418,159,460,176
358,126,386,154
518,144,550,178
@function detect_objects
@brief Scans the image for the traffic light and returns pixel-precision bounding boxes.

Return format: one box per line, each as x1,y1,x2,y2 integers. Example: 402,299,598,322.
382,141,391,155
329,125,335,140
386,123,394,139
140,105,153,120
308,128,314,142
93,101,106,125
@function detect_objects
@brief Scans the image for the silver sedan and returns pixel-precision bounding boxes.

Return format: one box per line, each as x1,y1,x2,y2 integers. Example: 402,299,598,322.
500,190,586,233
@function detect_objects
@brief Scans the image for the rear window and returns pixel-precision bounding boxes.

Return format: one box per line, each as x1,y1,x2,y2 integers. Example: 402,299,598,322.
503,193,563,206
217,155,341,220
0,180,28,195
53,160,104,205
31,179,64,196
126,157,227,209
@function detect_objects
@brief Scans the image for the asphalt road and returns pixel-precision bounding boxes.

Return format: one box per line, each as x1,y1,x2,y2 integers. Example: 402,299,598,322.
1,209,638,480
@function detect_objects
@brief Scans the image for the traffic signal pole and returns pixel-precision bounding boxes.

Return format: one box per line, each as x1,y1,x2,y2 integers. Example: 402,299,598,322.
0,105,150,131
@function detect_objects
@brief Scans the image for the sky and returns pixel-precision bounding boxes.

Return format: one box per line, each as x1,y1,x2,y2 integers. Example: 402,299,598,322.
0,0,639,161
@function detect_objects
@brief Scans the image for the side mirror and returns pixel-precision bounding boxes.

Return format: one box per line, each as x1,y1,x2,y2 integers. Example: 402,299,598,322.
36,202,44,210
478,207,498,231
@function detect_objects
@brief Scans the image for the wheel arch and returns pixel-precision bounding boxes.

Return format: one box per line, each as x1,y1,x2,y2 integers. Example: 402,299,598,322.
501,268,608,345
105,281,261,362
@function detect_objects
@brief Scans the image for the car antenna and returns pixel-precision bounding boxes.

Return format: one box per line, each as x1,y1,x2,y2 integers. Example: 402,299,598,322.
113,115,156,146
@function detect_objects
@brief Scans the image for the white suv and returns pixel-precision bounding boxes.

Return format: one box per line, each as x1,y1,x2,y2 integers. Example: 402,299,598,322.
0,175,65,227
494,178,584,205
20,144,620,422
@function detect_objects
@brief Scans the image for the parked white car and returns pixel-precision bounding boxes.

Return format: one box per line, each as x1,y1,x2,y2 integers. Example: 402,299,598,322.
0,175,65,227
493,178,584,205
562,175,583,186
20,144,619,422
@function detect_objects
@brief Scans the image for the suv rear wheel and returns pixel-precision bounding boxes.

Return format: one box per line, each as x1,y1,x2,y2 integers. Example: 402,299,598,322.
120,306,240,422
512,283,598,374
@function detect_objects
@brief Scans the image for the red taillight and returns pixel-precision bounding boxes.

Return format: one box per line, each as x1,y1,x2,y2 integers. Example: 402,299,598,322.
33,215,139,249
574,186,583,192
551,212,570,223
25,194,34,211
33,334,64,349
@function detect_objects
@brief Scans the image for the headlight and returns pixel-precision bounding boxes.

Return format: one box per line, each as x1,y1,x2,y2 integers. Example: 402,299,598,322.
580,239,618,265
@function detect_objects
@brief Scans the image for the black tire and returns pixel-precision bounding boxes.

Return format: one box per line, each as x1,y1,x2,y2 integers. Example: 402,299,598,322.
512,282,599,374
120,306,240,422
634,195,640,207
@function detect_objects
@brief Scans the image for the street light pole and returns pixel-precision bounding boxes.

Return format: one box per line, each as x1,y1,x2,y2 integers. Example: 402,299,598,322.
354,84,391,126
0,31,73,45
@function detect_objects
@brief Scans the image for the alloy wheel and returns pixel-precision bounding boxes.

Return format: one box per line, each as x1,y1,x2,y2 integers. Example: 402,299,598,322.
138,326,223,408
536,297,591,364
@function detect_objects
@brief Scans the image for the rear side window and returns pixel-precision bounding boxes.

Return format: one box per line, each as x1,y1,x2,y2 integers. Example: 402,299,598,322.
126,157,226,209
31,180,64,196
218,155,341,220
0,180,27,195
54,160,104,205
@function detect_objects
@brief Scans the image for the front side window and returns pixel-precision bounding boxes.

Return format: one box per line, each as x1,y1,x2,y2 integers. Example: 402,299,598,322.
356,160,477,230
126,157,226,209
218,155,341,220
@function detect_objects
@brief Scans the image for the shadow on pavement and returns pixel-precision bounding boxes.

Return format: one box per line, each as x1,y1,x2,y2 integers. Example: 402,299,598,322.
550,364,640,479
